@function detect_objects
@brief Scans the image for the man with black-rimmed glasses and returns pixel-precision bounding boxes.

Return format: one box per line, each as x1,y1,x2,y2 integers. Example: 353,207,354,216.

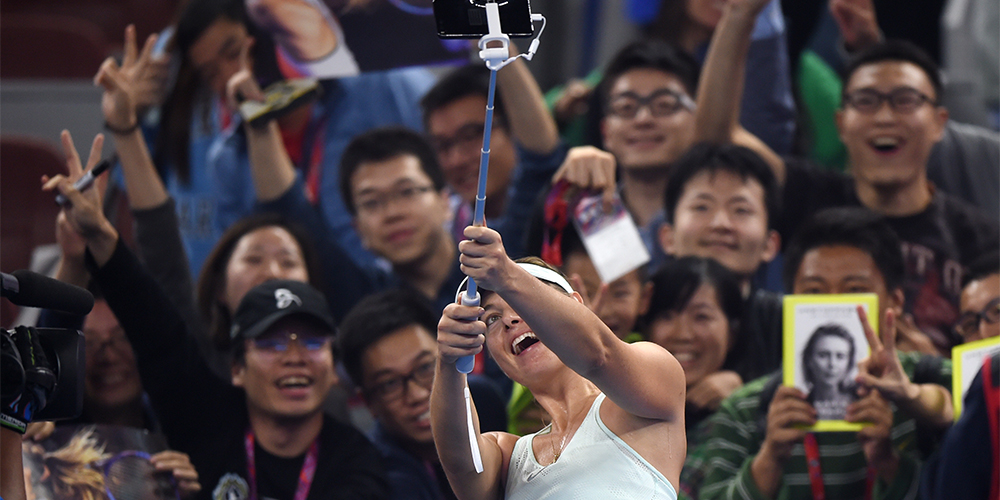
338,289,507,500
692,0,998,354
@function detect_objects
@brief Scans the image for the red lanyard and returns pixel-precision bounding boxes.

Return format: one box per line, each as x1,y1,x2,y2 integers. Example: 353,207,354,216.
244,429,319,500
803,432,875,500
541,180,572,266
303,119,327,205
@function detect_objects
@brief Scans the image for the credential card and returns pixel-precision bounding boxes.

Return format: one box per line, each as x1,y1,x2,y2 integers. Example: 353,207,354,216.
572,192,650,284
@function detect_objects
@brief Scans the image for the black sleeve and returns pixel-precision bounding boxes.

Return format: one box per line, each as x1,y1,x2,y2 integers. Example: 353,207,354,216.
777,158,855,244
320,419,389,500
257,177,385,322
86,239,243,450
131,198,207,351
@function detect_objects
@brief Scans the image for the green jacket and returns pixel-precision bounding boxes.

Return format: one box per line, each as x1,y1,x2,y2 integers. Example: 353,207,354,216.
681,352,951,500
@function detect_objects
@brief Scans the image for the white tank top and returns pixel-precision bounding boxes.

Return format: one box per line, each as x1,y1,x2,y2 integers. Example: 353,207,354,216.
505,393,678,500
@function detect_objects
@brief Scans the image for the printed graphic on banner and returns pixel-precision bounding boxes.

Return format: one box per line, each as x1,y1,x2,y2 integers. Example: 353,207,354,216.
247,0,469,78
21,425,178,500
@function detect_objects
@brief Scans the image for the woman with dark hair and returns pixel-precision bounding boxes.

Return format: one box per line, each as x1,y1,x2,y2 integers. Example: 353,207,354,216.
196,213,322,352
96,29,376,378
802,323,857,420
122,0,284,276
643,256,744,435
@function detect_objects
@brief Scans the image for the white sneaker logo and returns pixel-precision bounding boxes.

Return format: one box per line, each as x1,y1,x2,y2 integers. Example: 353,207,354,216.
274,288,302,309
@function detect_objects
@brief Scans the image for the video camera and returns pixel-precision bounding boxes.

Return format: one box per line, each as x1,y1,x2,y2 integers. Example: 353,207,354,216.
1,270,89,423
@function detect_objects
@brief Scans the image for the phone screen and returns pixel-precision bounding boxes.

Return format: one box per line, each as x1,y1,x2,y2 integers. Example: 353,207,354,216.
433,0,533,39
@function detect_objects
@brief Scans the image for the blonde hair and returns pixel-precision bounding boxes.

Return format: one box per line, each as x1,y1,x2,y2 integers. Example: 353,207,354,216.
42,427,110,500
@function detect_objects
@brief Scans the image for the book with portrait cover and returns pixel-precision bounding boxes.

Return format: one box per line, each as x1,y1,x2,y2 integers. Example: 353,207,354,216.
783,294,877,431
951,335,1000,417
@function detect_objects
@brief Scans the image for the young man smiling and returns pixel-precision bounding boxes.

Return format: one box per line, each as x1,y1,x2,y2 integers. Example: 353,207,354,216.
549,41,702,270
338,127,466,313
660,142,784,383
75,225,388,499
421,61,565,258
681,208,953,500
694,0,998,352
338,289,506,500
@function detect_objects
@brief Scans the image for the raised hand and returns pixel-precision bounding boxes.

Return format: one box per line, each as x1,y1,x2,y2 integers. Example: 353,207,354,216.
225,37,264,112
119,25,169,115
150,450,202,498
94,25,167,132
855,306,954,427
830,0,882,52
459,226,517,293
551,146,617,212
437,300,487,365
855,306,915,403
41,131,119,265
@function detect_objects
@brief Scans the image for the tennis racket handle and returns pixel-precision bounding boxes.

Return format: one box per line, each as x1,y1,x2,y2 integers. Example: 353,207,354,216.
457,290,481,374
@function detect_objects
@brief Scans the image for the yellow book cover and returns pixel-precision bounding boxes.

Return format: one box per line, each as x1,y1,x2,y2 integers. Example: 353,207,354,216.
783,294,878,431
951,336,1000,417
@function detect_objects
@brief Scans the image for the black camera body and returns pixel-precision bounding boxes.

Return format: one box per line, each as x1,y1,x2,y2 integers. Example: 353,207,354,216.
433,0,534,38
1,327,84,421
1,269,91,422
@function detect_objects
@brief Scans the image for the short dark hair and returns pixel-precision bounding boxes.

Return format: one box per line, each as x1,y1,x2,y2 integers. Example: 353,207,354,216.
338,126,446,216
802,323,856,387
598,40,700,116
421,64,508,131
337,288,439,388
197,213,323,351
642,256,743,336
841,39,944,101
663,142,781,229
783,207,904,292
962,250,1000,289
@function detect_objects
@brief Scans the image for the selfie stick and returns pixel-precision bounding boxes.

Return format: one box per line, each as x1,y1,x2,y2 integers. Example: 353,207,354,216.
455,0,545,475
457,1,546,376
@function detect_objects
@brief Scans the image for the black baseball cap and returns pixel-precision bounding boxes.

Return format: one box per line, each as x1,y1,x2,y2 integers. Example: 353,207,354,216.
230,280,336,341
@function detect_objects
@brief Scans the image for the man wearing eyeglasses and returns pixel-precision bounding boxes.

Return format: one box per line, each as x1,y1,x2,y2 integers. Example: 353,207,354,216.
218,279,387,499
956,252,1000,343
421,61,565,258
338,289,506,500
547,40,703,272
694,0,998,354
336,127,472,315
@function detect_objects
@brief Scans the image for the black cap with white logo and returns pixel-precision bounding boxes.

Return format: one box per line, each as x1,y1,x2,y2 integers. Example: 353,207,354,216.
230,280,336,341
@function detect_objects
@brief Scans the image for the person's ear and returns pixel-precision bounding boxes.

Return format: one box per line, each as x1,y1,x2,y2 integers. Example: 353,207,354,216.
571,290,586,305
658,223,676,255
231,362,246,388
760,229,781,264
930,106,949,143
888,287,905,315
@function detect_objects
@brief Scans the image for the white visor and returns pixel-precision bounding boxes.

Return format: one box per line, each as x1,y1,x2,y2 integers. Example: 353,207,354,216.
455,262,575,302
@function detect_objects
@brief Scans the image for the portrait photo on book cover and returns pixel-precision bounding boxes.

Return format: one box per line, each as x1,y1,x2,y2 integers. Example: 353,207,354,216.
785,296,874,423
